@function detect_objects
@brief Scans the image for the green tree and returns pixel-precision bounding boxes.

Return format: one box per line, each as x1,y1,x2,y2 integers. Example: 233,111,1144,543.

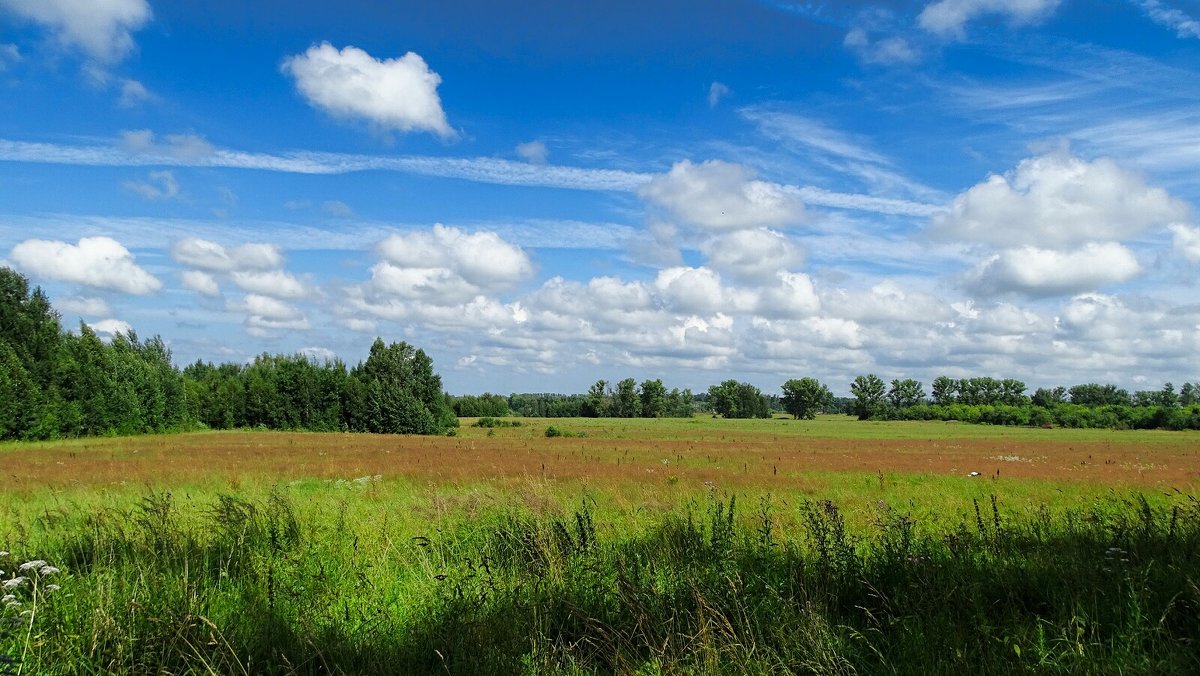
611,377,642,418
583,379,610,417
1181,382,1198,406
850,374,886,420
638,379,667,418
931,376,957,405
1031,386,1066,408
887,378,925,409
353,338,456,435
708,380,770,419
780,377,833,420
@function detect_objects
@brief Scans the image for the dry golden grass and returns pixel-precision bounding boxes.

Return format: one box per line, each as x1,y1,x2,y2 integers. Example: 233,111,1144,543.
3,417,1198,494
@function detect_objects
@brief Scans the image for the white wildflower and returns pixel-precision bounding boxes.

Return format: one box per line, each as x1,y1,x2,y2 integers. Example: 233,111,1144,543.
39,565,60,576
18,560,47,572
0,551,9,557
4,601,19,609
44,584,60,592
0,594,15,604
2,577,28,589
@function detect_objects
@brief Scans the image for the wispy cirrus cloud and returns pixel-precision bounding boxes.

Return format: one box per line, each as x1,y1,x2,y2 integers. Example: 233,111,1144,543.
0,135,942,217
1133,0,1200,39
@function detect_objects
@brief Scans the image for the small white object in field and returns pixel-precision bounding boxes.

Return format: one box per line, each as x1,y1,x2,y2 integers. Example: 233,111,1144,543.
967,471,981,477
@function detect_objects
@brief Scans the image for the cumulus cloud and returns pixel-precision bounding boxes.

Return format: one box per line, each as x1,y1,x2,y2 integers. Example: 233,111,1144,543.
844,28,919,65
171,238,283,273
123,170,180,200
55,295,110,317
282,43,453,138
515,140,548,164
756,272,821,318
932,152,1190,248
699,228,803,281
299,346,337,362
919,0,1062,39
0,0,151,62
88,318,133,337
1170,223,1200,262
708,81,730,108
654,266,756,315
234,294,309,335
10,236,160,294
230,270,306,299
964,242,1141,297
821,280,952,323
376,224,533,290
640,160,805,231
180,270,220,296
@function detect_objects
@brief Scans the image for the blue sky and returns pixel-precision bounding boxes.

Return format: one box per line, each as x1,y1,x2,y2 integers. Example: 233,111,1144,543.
1,0,1199,395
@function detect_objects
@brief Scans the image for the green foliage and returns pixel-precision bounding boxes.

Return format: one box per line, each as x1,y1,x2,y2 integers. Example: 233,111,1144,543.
887,378,925,409
707,379,770,419
850,374,886,420
451,392,511,417
638,378,667,418
612,377,642,418
472,417,523,428
780,377,834,420
6,489,1200,674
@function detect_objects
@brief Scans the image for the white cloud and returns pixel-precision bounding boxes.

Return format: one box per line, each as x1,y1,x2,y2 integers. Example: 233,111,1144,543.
699,228,803,281
821,280,952,323
640,160,805,231
230,270,306,299
282,43,453,138
171,238,283,272
118,130,215,160
180,270,220,296
1135,1,1200,39
654,266,755,315
55,295,109,317
234,294,308,335
515,140,548,164
10,236,160,294
376,224,533,290
919,0,1063,39
844,28,919,65
708,81,730,108
117,78,152,107
88,318,133,337
964,242,1141,297
0,0,151,62
932,152,1190,248
0,135,941,218
1169,223,1200,262
123,170,179,200
299,346,337,362
343,317,377,333
756,272,821,318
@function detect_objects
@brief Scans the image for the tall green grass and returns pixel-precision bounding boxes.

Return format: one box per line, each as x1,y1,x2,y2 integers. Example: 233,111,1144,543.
3,486,1199,674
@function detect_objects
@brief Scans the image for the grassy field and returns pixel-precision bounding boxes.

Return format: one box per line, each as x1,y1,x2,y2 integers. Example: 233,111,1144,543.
2,417,1199,673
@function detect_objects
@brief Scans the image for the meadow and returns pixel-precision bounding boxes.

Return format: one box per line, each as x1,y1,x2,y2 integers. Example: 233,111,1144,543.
2,416,1198,674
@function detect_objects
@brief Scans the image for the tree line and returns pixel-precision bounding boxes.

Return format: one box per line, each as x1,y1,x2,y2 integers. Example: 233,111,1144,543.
0,268,456,440
826,374,1200,430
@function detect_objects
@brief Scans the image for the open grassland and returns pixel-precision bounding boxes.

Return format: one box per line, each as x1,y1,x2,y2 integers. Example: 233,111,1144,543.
2,417,1199,674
